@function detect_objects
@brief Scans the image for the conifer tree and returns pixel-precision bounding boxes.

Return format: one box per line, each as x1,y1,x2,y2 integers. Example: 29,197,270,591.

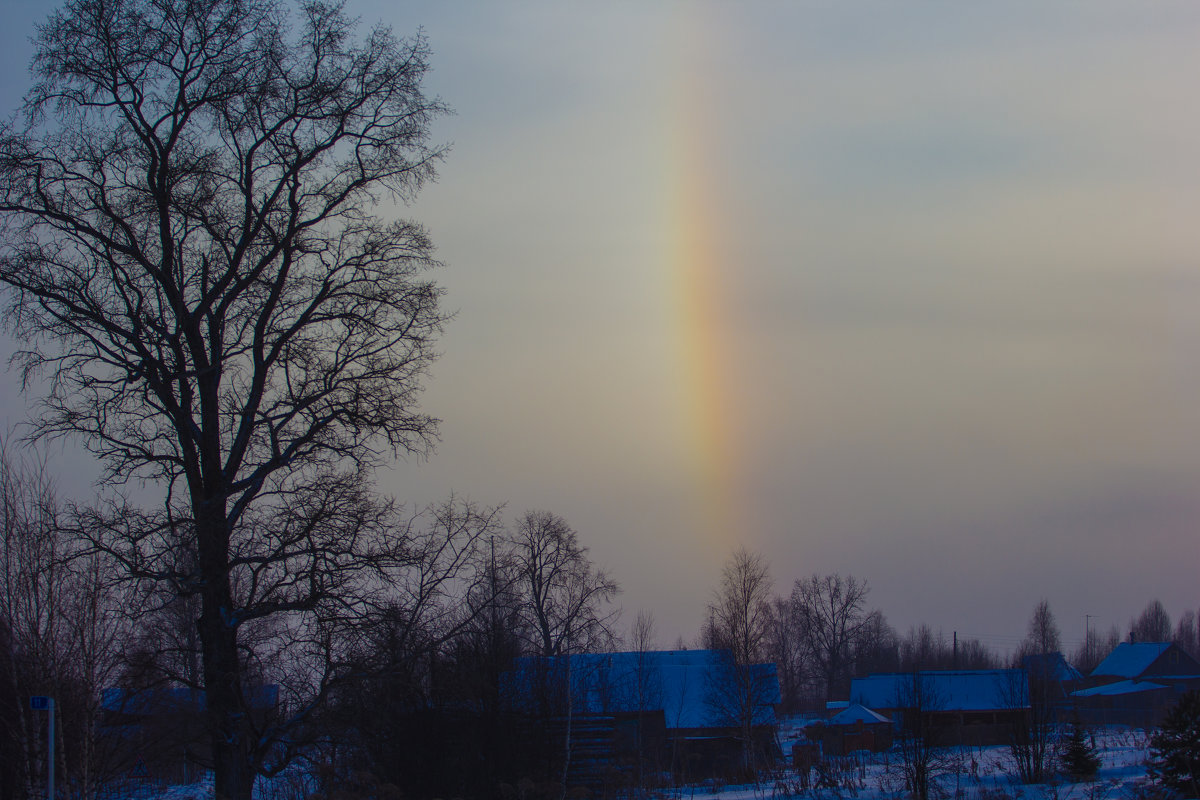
1059,715,1101,782
1150,690,1200,795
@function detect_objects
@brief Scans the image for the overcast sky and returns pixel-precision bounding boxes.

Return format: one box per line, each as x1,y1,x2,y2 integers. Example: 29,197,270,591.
2,1,1200,656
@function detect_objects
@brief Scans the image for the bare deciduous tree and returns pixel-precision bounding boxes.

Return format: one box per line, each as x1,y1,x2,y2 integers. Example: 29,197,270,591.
853,610,901,676
1019,599,1061,658
791,573,871,701
511,510,620,657
0,0,449,795
705,548,774,775
707,548,772,665
362,496,507,697
1175,611,1199,660
1131,599,1172,643
1073,623,1120,673
899,625,953,671
630,610,657,654
506,511,618,799
0,440,129,800
893,671,949,800
629,610,661,791
764,594,807,712
1001,664,1053,784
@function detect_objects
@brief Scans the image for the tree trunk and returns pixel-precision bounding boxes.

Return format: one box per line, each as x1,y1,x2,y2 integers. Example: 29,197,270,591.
195,502,251,800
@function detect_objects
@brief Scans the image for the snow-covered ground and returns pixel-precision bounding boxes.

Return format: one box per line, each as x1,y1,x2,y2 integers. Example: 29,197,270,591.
688,725,1154,800
102,767,312,800
117,725,1157,800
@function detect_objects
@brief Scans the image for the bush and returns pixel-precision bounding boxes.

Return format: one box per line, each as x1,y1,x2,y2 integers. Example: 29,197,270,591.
1150,690,1200,796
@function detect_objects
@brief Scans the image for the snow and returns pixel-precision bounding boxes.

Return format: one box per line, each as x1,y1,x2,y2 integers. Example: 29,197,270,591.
105,767,313,800
508,649,782,729
692,726,1154,800
101,685,280,715
827,703,892,726
1090,643,1172,679
1073,679,1169,698
850,670,1027,711
1022,653,1084,683
111,724,1159,800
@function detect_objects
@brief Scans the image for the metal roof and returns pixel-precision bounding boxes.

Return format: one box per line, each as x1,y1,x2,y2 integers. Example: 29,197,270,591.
828,703,891,726
850,670,1028,711
507,649,781,729
1090,642,1172,679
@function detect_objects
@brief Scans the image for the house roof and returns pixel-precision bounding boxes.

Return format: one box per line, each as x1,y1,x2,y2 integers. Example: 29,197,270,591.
1090,642,1172,679
828,703,891,726
101,685,279,715
1072,679,1169,698
506,649,780,730
1022,652,1083,682
850,670,1028,712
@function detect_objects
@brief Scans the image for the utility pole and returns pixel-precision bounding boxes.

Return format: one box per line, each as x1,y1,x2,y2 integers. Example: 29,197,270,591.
1085,615,1094,667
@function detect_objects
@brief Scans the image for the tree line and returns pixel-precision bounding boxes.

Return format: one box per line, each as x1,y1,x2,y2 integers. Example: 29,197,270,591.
8,456,1190,800
701,548,1200,715
0,443,622,799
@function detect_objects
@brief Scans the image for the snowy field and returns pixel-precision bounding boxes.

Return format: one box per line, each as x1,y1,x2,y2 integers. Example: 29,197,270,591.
113,726,1157,800
690,725,1154,800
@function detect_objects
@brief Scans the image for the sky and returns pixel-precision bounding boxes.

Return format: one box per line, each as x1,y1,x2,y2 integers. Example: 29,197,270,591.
1,1,1200,656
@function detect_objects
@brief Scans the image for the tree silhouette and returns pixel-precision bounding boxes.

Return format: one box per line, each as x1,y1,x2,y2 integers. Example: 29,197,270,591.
0,1,448,797
1060,714,1100,782
1150,690,1200,796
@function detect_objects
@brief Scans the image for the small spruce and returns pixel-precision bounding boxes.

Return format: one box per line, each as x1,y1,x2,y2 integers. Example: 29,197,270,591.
1150,690,1200,796
1059,714,1100,781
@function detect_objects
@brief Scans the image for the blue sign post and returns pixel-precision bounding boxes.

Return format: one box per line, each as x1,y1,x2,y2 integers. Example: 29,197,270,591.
29,697,53,800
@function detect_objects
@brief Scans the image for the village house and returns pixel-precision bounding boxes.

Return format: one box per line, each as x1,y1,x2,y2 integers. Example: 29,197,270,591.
99,685,279,786
504,649,782,788
1021,651,1084,721
804,703,893,757
1072,642,1200,728
849,669,1028,746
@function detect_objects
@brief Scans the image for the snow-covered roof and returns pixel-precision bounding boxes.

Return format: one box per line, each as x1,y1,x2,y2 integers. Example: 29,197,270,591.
850,670,1027,711
101,685,279,715
1022,652,1083,682
1090,642,1172,679
506,649,781,730
1072,680,1169,698
828,703,891,726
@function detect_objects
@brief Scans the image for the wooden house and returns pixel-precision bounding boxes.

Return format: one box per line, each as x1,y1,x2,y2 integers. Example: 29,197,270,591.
805,703,893,757
1086,641,1200,688
1072,642,1200,728
849,670,1028,746
505,649,782,788
98,685,279,786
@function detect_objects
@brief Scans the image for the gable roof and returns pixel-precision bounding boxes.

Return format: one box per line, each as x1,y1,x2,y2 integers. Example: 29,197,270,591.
1022,652,1083,682
850,670,1027,712
102,685,279,716
506,649,781,730
1090,642,1173,679
828,703,891,726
